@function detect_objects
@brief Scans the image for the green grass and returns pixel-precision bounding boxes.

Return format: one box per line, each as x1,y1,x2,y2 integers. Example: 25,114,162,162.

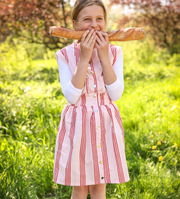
0,38,180,198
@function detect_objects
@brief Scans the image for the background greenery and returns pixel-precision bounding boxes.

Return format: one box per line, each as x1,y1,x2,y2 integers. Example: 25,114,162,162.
0,0,180,198
0,34,180,199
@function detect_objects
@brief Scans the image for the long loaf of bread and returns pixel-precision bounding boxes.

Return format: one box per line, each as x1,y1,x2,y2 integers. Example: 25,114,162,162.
49,26,146,41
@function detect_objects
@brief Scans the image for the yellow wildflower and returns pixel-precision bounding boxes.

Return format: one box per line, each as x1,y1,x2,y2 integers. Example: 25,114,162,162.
159,156,163,161
150,135,154,138
22,145,27,151
126,77,130,80
158,131,163,135
146,120,150,123
174,143,178,148
152,146,156,150
161,139,163,142
157,141,161,145
52,184,58,189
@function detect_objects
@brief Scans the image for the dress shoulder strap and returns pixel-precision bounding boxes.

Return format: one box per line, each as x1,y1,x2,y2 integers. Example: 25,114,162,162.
109,44,122,66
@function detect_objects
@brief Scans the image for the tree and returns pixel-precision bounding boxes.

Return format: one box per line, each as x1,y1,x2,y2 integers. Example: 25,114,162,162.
0,0,73,49
109,0,180,54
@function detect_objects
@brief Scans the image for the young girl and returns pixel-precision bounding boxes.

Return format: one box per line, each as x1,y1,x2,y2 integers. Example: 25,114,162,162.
53,0,130,198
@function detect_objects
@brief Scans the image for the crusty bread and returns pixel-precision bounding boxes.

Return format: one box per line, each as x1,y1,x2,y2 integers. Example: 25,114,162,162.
49,26,146,41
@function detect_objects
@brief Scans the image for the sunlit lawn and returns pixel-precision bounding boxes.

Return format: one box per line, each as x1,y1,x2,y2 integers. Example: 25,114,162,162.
0,39,180,198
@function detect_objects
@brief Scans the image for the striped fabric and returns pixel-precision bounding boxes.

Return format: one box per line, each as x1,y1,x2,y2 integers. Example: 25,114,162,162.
53,42,130,186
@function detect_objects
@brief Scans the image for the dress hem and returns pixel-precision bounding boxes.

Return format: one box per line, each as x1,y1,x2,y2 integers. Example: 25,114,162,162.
53,178,130,186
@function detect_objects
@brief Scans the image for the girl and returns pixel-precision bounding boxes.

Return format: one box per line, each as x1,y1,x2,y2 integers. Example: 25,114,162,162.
53,0,130,198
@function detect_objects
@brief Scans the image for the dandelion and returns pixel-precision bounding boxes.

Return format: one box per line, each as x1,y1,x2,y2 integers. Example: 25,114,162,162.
152,146,156,150
158,131,163,135
159,156,163,161
131,117,134,120
174,143,178,148
22,145,27,151
157,141,161,145
150,135,154,138
146,120,150,123
126,77,130,80
52,184,58,189
161,139,163,142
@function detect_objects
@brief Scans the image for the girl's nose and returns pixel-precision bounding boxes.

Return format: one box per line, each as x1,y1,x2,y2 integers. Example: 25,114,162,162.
90,20,97,28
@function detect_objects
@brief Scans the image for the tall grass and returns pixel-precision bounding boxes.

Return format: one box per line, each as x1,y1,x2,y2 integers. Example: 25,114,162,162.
0,37,180,198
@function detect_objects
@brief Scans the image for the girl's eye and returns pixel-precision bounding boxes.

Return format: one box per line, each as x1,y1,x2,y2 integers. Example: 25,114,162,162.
84,18,90,21
98,18,103,20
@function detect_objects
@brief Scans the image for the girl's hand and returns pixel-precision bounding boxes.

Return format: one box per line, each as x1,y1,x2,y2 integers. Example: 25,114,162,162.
79,29,96,63
95,31,109,63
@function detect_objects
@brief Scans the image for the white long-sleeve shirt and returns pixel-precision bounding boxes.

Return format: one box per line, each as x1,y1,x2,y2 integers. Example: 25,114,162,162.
57,50,124,104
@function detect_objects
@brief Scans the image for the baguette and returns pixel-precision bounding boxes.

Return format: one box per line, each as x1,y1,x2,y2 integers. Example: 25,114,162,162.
49,26,146,41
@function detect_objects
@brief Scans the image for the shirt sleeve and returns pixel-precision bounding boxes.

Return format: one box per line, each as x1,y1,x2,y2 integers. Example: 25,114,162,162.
104,49,124,101
57,57,83,104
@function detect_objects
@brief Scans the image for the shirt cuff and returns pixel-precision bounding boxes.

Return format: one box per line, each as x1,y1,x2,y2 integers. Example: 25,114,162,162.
104,78,121,91
65,80,83,95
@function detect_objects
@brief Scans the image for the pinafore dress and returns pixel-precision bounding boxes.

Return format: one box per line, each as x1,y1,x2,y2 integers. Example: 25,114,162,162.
53,42,130,186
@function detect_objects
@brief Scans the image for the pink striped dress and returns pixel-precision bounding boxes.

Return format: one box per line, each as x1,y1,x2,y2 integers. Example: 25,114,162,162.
53,42,130,186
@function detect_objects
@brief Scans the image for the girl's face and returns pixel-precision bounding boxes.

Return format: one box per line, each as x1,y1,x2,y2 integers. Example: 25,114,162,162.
73,5,105,31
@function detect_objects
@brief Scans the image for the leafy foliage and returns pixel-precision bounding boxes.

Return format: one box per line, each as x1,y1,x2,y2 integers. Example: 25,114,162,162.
110,0,180,54
0,0,73,49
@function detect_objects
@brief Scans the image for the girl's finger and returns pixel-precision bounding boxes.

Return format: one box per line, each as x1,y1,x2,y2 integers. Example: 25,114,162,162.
96,34,103,45
90,35,97,48
101,32,109,41
88,31,96,45
95,41,100,49
101,32,108,36
96,31,105,42
81,30,90,42
84,29,95,43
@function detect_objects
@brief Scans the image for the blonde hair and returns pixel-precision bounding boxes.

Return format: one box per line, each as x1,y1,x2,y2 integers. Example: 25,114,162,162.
71,0,107,25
